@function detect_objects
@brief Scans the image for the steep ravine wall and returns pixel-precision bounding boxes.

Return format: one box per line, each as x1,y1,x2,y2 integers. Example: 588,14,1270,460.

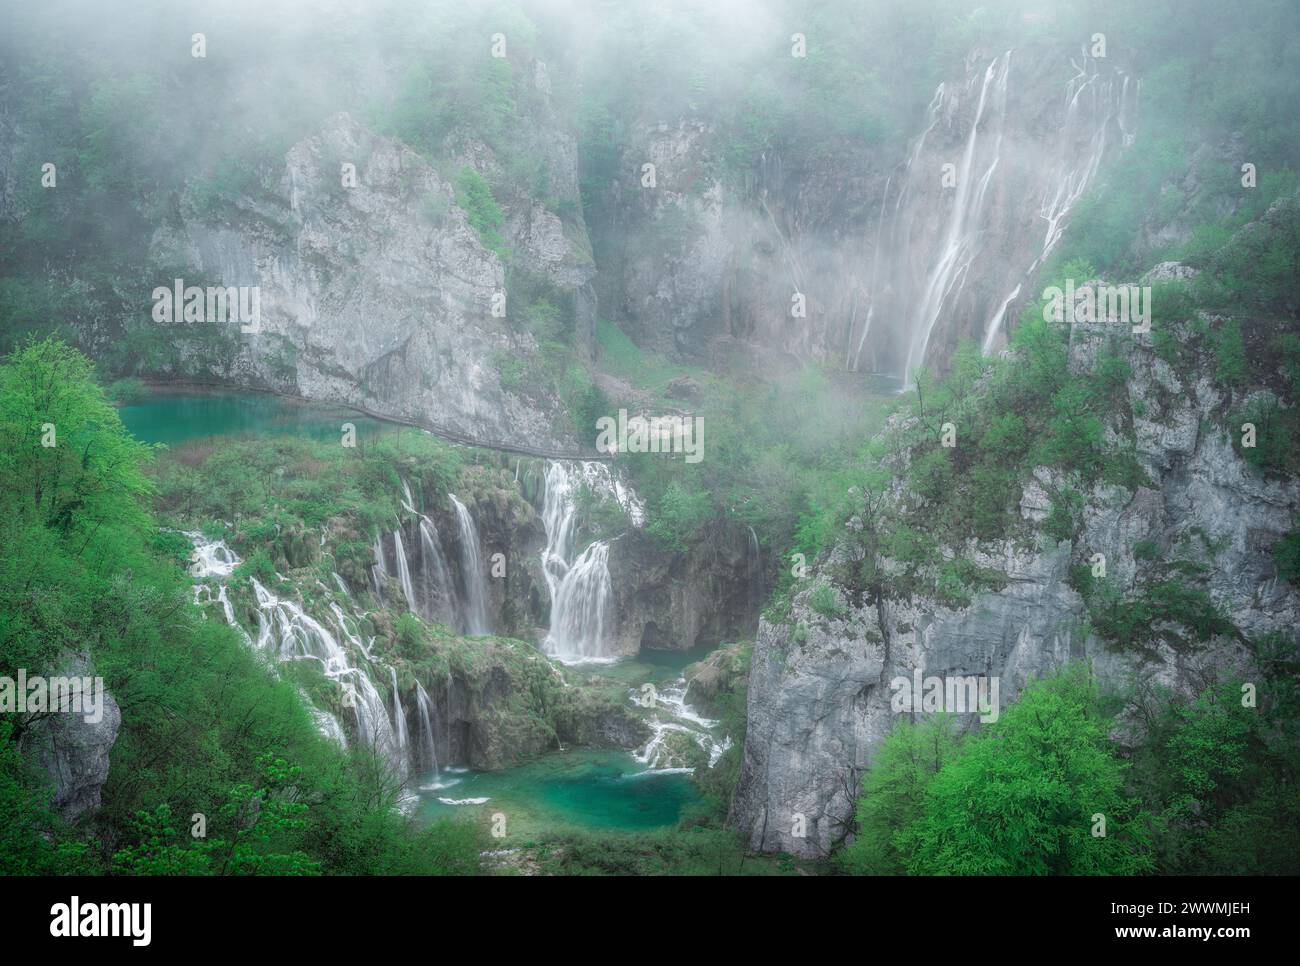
728,310,1300,858
146,55,596,454
590,44,1136,384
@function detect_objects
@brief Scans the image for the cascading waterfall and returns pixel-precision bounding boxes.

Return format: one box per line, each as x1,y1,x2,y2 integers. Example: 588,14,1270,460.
449,494,490,636
853,48,1136,380
189,536,240,578
392,529,417,614
187,531,409,776
538,461,641,663
903,50,1011,388
250,575,405,775
546,540,613,661
415,682,438,774
415,514,458,626
981,57,1134,355
389,665,410,764
633,678,730,771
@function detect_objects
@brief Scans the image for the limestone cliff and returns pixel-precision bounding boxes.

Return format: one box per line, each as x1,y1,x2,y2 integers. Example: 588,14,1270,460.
730,296,1300,858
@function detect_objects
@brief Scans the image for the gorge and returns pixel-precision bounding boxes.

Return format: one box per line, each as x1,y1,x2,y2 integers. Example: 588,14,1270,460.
1,0,1298,880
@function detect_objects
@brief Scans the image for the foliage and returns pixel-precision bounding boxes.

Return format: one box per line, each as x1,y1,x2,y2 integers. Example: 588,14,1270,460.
854,665,1155,875
836,714,961,875
0,340,482,875
454,166,508,258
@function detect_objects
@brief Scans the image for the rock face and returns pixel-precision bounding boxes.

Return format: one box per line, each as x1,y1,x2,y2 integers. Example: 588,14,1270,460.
150,102,595,453
423,637,647,771
605,522,763,656
18,656,122,822
730,309,1300,859
592,46,1136,384
684,642,751,716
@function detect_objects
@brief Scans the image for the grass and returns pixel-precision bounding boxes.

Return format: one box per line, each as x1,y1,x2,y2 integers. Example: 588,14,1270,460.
595,319,706,397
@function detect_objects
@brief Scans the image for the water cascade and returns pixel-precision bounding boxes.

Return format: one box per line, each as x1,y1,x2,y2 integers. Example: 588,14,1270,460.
449,494,490,635
902,50,1012,388
539,461,642,663
188,532,408,776
389,665,410,764
633,678,730,771
415,515,458,626
852,48,1136,381
392,529,417,615
415,682,439,774
250,576,405,774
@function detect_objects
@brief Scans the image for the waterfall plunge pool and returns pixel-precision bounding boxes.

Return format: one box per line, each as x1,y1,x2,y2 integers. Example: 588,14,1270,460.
416,749,702,834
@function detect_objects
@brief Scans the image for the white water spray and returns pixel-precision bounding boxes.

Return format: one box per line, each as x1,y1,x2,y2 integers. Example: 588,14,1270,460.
449,494,490,636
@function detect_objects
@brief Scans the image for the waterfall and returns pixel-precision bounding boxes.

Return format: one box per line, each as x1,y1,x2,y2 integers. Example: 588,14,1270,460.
188,534,240,578
371,534,387,596
449,494,490,636
903,50,1011,388
546,540,613,661
392,529,417,614
981,283,1022,355
249,576,404,772
852,46,1135,380
538,461,636,663
849,172,892,372
389,665,409,763
415,682,438,774
186,530,410,773
632,677,729,771
415,514,458,627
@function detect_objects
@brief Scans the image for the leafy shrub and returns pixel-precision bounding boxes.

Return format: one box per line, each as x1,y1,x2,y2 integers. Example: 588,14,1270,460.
808,583,845,619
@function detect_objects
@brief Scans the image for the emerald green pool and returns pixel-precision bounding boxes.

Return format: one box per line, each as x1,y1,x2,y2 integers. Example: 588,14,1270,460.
418,748,702,835
118,388,391,446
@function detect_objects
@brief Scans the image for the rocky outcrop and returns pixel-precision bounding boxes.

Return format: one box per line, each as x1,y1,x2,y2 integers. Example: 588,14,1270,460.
18,655,122,822
419,636,648,770
684,642,751,715
149,95,595,452
730,308,1300,858
605,522,763,656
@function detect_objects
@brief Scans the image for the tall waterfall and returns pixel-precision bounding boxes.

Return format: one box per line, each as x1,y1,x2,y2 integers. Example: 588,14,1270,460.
547,540,613,661
415,682,438,774
539,461,641,663
449,494,490,636
392,529,417,614
389,665,409,763
852,48,1136,382
415,515,458,626
903,50,1012,388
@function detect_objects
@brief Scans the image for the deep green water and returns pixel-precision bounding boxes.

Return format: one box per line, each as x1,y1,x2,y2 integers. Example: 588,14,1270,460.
118,389,391,446
418,748,701,834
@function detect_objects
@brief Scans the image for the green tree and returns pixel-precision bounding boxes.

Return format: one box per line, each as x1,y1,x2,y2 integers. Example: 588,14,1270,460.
904,665,1153,875
838,714,961,875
